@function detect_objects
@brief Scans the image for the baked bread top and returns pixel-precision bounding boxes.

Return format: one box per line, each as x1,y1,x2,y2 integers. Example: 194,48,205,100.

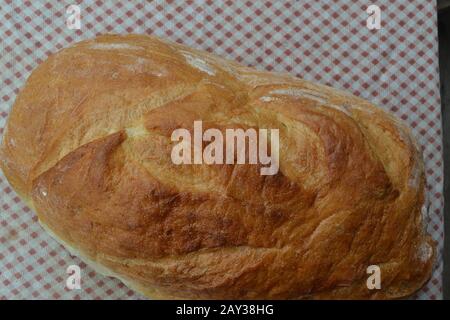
0,34,434,299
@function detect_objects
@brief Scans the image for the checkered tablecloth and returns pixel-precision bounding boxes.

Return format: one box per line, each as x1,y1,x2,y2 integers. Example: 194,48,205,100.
0,0,443,300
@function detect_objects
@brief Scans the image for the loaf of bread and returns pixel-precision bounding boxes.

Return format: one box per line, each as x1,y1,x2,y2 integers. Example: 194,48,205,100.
0,34,434,299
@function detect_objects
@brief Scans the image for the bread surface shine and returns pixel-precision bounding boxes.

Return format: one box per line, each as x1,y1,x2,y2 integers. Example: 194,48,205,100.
0,34,434,299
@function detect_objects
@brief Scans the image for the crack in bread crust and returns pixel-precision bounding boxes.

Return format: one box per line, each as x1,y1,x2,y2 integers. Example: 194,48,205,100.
0,34,435,299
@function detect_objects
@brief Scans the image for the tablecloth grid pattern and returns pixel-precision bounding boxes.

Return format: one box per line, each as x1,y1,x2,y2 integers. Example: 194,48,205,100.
0,0,443,299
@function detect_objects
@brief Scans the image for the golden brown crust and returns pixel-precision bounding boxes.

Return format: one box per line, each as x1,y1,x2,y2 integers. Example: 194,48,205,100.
0,34,434,299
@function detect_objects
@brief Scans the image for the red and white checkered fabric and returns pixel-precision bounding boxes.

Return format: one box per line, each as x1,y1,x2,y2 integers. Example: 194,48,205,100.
0,0,443,300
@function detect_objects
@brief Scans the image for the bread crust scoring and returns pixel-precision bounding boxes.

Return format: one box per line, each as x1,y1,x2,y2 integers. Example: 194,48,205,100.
0,34,434,299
